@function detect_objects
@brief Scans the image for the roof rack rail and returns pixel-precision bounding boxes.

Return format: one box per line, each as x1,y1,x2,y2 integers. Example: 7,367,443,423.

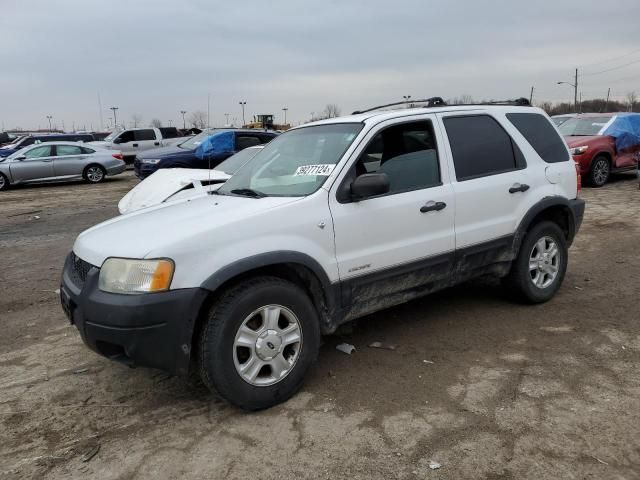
352,97,446,115
351,96,531,115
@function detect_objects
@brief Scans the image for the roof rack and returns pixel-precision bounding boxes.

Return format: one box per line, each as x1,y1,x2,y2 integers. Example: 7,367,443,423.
352,97,446,115
351,96,531,115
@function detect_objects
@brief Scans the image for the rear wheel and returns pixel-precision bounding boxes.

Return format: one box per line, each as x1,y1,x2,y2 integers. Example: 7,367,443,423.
503,221,568,303
199,276,320,410
83,164,106,183
0,173,9,191
589,155,610,187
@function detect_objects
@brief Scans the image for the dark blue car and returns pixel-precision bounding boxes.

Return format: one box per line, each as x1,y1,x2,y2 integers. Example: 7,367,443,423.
134,129,277,179
0,133,95,157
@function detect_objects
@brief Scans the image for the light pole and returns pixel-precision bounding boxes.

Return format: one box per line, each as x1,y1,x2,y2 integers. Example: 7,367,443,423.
557,68,578,112
110,107,119,128
168,119,173,127
282,107,288,125
239,101,247,126
180,110,187,129
403,95,412,108
224,113,230,125
46,115,53,132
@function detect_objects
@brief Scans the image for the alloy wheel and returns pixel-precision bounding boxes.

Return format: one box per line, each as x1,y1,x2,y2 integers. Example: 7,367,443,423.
233,304,302,386
529,236,560,289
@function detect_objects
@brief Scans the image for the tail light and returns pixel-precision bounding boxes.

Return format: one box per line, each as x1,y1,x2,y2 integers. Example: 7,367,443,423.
574,161,581,194
112,153,123,160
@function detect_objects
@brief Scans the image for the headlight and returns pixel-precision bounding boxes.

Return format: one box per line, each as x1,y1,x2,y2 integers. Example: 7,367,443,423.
141,158,161,164
570,146,588,155
99,258,174,294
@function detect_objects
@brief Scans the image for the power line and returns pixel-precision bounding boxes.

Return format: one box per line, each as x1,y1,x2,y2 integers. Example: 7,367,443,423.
581,58,640,77
581,47,640,69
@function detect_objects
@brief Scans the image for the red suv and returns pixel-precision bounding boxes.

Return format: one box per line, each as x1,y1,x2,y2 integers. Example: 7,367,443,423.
559,113,640,187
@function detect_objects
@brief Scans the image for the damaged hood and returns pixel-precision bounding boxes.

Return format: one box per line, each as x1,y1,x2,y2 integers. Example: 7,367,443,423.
118,168,230,214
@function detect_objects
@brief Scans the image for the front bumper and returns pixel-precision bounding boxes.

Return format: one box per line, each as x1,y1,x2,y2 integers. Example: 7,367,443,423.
60,253,208,376
133,159,159,179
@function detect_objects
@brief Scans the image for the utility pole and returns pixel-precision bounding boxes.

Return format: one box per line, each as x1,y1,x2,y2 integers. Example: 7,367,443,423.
605,88,611,111
239,101,247,126
529,86,534,104
282,107,288,125
574,68,578,112
110,107,119,128
46,115,52,132
224,113,230,125
180,110,187,129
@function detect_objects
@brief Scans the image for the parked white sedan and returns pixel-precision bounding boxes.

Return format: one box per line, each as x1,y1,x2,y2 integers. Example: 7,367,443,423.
0,142,126,191
118,145,263,214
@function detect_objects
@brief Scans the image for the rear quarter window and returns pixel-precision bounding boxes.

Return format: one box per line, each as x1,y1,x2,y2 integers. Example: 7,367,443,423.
506,113,569,163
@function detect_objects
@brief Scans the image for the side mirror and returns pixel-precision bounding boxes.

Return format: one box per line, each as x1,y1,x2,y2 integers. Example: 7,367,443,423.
16,155,26,161
350,173,390,200
113,137,123,144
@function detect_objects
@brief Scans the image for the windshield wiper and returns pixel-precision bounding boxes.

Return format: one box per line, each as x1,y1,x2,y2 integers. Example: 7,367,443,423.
229,188,267,198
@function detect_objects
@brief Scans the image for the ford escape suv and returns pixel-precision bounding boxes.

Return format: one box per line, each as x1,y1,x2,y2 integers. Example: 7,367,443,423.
60,97,584,410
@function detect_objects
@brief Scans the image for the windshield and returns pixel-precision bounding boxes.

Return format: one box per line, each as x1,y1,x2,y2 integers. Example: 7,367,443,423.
103,130,120,142
178,129,217,149
215,147,263,175
558,117,610,136
218,123,363,197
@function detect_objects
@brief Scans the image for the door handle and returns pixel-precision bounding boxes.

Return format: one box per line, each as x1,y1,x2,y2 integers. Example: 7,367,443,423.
420,201,447,213
132,143,139,147
42,159,53,163
154,142,160,146
509,183,530,194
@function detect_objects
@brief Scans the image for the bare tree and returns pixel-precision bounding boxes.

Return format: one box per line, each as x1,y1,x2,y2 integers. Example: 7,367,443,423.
459,94,474,104
323,104,341,118
131,114,143,128
626,91,637,112
150,118,163,128
188,110,207,129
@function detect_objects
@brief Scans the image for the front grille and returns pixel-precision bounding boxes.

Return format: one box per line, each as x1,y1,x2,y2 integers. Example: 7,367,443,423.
69,252,96,286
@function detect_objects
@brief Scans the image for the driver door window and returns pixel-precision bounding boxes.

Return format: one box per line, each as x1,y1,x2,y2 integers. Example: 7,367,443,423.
24,145,53,159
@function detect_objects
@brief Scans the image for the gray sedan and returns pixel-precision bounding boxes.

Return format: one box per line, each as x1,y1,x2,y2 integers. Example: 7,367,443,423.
0,142,126,191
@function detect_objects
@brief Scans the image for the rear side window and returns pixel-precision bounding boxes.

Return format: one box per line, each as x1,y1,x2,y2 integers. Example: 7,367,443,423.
507,113,569,163
56,145,83,156
236,135,261,150
134,129,156,141
81,147,95,154
444,115,521,181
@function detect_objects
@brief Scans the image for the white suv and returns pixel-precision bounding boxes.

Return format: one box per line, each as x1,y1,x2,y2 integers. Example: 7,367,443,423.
60,98,585,410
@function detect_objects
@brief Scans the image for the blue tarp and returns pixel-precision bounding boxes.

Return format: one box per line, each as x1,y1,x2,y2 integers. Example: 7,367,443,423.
194,131,235,159
601,113,640,152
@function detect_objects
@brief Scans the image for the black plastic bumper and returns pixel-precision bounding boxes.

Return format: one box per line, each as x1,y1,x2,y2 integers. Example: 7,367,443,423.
60,253,209,376
568,198,585,242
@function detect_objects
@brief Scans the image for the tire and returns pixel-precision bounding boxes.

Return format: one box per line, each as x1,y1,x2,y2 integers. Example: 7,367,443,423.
0,173,9,191
83,164,106,183
589,155,610,187
199,276,321,410
503,221,568,304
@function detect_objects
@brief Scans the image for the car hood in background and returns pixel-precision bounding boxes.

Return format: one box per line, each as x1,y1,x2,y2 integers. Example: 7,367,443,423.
136,145,191,160
118,168,230,214
564,135,603,148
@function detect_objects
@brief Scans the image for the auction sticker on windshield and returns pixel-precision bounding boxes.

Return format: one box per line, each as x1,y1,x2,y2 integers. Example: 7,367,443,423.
294,164,336,176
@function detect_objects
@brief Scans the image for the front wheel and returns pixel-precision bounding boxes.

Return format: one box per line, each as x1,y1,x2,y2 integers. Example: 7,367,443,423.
503,221,568,303
589,155,610,187
198,276,320,410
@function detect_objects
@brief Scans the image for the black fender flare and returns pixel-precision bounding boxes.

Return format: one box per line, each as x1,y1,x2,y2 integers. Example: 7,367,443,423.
512,196,583,253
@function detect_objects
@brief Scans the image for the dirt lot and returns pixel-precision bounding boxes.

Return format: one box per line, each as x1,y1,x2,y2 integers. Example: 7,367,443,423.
1,171,639,479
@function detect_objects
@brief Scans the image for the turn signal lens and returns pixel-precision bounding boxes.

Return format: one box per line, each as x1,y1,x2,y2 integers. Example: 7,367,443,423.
99,258,174,294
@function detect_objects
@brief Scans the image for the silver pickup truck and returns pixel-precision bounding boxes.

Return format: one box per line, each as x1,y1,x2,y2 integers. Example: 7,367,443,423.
91,127,186,164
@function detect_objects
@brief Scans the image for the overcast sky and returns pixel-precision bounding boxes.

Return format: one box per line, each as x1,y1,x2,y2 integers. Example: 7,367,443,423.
1,0,639,131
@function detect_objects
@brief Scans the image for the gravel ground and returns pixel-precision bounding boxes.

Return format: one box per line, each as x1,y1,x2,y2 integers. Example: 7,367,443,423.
1,171,639,479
